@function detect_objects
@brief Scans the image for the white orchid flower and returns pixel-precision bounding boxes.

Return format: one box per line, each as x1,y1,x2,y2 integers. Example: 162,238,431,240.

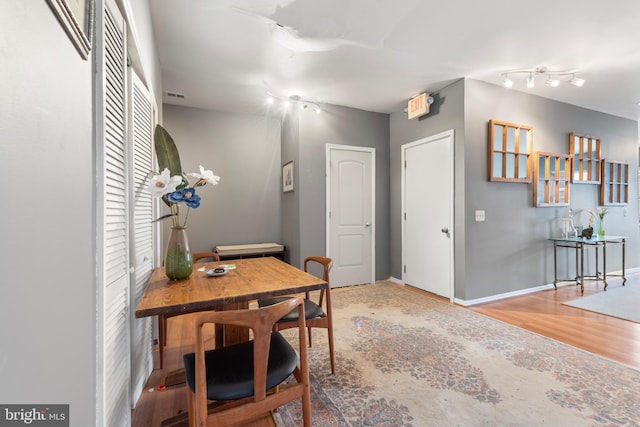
149,168,182,197
188,165,220,186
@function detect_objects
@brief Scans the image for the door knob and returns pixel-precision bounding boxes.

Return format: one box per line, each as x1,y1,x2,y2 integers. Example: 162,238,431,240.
441,227,448,234
365,223,371,227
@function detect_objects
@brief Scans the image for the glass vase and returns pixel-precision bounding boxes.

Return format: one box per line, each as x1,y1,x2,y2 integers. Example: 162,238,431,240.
164,226,193,280
597,218,605,237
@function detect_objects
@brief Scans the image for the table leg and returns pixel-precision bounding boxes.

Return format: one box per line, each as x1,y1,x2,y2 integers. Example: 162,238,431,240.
218,302,250,347
595,245,600,279
574,243,579,283
579,242,584,294
602,241,608,291
553,241,558,290
622,238,627,286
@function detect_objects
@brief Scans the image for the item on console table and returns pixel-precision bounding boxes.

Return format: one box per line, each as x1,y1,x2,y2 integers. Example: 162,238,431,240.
588,207,607,237
581,226,593,239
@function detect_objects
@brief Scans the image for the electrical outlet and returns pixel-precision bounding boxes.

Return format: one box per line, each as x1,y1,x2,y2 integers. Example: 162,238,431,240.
475,210,485,222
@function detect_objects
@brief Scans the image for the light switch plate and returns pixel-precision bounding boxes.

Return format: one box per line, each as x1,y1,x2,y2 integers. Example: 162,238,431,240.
475,210,485,222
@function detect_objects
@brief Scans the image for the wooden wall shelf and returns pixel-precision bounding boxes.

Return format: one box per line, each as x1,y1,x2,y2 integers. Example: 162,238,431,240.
533,152,571,207
600,160,628,206
570,132,601,184
489,120,532,183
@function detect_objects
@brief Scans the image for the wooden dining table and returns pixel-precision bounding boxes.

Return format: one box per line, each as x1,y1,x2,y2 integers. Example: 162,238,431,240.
135,256,328,348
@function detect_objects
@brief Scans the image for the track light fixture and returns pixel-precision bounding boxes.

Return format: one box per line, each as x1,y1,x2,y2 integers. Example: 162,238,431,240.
545,76,560,87
501,67,585,89
526,73,535,89
291,94,321,113
300,102,322,113
266,92,322,113
288,93,321,113
569,75,585,87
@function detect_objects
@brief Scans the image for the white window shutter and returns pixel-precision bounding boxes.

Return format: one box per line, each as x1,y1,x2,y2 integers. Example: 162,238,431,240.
96,0,131,425
129,69,155,404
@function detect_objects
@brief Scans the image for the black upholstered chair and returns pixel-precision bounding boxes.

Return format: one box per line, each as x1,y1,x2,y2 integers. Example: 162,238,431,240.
258,256,335,374
182,296,312,426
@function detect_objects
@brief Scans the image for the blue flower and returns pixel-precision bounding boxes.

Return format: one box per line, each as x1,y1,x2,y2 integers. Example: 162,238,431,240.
167,187,201,208
148,163,219,227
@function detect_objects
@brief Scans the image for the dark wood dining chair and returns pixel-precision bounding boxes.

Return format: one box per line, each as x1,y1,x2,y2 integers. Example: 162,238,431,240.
183,296,312,427
258,256,335,374
158,251,220,369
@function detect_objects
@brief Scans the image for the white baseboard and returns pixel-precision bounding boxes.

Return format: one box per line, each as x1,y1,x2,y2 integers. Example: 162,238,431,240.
455,284,555,307
458,267,640,306
386,268,640,307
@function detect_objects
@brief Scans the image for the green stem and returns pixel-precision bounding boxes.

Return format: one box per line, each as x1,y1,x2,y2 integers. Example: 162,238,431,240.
170,203,178,228
183,207,191,227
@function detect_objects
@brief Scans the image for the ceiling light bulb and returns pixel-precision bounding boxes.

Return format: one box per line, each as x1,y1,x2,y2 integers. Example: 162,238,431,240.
545,77,560,87
503,75,513,88
314,106,321,114
526,73,535,89
300,103,308,110
570,76,585,87
266,96,275,104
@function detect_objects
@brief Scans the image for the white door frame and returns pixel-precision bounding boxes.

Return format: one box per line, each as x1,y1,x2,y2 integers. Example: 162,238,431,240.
325,144,376,285
401,130,455,302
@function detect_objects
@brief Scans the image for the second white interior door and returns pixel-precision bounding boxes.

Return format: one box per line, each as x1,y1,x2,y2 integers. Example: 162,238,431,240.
327,145,375,287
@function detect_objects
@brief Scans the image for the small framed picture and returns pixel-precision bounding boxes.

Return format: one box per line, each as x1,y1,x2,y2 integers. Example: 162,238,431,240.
282,161,294,193
47,0,94,60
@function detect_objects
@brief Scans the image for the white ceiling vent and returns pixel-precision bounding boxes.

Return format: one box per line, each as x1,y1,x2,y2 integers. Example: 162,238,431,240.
165,91,185,99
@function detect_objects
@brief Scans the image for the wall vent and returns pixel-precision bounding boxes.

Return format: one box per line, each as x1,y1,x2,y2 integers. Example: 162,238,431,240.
165,91,185,99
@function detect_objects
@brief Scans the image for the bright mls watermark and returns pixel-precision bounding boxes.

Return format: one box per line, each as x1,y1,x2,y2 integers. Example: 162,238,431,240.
0,405,68,426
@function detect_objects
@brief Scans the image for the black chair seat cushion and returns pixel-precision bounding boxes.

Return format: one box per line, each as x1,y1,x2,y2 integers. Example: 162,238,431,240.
183,332,297,401
257,297,323,322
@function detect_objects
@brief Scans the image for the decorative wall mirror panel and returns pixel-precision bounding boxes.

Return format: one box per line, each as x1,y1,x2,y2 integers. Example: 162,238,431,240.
489,120,532,182
569,132,600,183
600,160,628,205
533,152,571,207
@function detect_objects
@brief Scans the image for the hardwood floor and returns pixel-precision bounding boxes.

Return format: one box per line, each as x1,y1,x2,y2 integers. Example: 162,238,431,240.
132,277,640,426
468,276,640,371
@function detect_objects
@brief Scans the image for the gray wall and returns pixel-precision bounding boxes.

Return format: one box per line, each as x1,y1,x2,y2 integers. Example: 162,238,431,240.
390,79,466,290
390,78,639,301
161,103,392,279
162,105,283,253
294,104,391,278
0,2,95,424
463,79,639,300
281,109,301,265
0,1,162,423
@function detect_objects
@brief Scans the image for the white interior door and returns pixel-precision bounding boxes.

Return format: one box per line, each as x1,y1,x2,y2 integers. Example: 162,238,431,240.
327,145,375,287
402,130,454,300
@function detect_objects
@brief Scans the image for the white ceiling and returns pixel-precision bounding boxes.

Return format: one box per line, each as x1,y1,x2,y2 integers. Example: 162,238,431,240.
149,0,640,120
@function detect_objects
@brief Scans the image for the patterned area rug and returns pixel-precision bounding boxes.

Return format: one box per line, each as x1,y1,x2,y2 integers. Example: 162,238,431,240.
275,282,640,426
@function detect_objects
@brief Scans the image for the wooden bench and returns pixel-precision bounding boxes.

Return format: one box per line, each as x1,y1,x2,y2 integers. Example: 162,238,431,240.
214,243,286,261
